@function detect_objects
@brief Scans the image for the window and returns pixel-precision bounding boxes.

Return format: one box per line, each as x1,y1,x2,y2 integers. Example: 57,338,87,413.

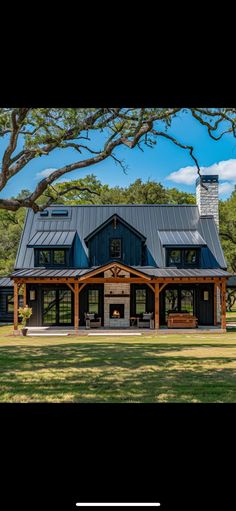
167,248,200,268
36,249,68,266
88,289,99,314
180,289,194,314
136,288,146,315
184,249,197,265
6,294,14,313
110,238,122,258
53,250,66,265
39,250,51,265
168,249,181,265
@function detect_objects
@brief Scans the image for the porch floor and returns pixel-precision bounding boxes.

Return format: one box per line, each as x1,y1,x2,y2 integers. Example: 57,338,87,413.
25,325,226,336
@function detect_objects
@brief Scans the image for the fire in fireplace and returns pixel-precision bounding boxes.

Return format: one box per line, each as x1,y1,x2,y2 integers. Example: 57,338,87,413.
110,304,124,319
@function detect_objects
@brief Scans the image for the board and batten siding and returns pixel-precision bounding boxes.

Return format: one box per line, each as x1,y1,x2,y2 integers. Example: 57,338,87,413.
0,287,14,322
88,221,145,266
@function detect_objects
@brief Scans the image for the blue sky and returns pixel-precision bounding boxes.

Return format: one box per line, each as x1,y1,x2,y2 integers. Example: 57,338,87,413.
1,109,236,199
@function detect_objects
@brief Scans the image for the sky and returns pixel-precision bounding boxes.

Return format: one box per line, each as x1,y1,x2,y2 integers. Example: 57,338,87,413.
1,109,236,200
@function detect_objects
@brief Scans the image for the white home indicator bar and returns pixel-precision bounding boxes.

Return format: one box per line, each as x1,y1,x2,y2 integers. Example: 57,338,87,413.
76,504,161,507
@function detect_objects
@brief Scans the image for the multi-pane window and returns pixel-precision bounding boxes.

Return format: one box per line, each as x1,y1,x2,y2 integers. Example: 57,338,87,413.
53,250,66,265
168,249,181,265
36,249,67,266
184,249,197,265
6,294,14,313
110,238,122,258
136,288,146,315
88,289,99,314
39,250,51,265
167,248,199,268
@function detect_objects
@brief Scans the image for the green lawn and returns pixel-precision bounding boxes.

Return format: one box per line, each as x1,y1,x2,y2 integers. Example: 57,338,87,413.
1,324,236,402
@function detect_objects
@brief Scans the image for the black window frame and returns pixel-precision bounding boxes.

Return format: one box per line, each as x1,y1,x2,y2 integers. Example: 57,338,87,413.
35,248,69,267
6,293,14,313
88,289,99,314
135,288,147,315
109,238,122,259
166,248,200,268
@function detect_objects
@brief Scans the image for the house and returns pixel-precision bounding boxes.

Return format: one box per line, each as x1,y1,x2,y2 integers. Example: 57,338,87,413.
0,277,14,323
10,174,230,332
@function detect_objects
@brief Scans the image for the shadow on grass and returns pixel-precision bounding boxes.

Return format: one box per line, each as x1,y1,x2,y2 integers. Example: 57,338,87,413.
1,342,236,402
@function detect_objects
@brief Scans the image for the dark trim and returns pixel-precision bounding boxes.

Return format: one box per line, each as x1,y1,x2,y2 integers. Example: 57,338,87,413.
34,248,70,268
109,237,122,259
84,213,146,243
166,247,200,268
41,287,73,326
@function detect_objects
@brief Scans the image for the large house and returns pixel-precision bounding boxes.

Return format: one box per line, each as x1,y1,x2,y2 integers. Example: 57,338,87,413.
10,175,230,332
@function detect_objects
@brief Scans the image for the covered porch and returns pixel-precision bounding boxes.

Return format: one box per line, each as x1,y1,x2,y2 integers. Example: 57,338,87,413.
11,262,229,334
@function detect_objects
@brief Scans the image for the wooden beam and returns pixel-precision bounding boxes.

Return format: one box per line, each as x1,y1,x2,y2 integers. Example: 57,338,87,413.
23,283,27,307
146,283,155,292
221,279,227,330
159,283,167,294
74,282,79,333
214,282,217,326
78,261,151,280
14,282,18,331
155,283,159,330
78,283,86,293
66,283,75,294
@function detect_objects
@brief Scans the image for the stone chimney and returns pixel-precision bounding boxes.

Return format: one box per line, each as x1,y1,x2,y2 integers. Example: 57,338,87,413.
196,175,219,230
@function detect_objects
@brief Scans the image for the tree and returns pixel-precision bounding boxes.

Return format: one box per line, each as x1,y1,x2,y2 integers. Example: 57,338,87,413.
219,188,236,272
0,178,195,275
1,108,236,212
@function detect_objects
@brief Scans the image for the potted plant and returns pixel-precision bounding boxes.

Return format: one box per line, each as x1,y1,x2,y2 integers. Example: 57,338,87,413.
18,305,32,336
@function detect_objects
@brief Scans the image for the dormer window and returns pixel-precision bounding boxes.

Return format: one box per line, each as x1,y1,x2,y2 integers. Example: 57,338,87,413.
167,248,200,268
36,249,68,267
168,249,181,265
110,238,122,259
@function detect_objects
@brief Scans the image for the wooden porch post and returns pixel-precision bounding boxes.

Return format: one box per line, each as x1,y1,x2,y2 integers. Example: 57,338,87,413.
13,281,18,331
155,283,159,329
23,283,27,307
221,279,227,330
214,282,217,326
74,282,79,333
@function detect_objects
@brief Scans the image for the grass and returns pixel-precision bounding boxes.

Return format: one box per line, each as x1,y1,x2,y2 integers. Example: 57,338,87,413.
1,322,236,402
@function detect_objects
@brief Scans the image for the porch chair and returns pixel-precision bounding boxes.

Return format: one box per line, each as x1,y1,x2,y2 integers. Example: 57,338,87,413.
84,312,102,329
137,312,154,329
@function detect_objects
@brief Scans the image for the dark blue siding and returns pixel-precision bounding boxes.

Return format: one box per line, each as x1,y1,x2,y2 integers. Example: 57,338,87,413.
0,287,13,322
88,221,144,266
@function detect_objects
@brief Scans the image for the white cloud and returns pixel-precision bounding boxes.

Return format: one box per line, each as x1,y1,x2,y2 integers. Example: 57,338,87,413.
219,181,235,195
166,159,236,196
36,168,57,179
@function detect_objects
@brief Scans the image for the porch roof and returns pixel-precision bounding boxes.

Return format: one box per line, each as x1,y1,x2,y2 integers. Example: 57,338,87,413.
0,277,13,287
11,266,231,279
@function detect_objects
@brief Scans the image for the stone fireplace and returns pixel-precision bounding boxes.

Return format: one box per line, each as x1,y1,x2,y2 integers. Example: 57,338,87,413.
110,304,125,319
104,269,130,328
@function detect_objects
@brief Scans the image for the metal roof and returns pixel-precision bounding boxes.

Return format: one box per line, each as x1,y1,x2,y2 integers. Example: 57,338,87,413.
157,230,206,246
132,267,231,278
15,204,227,270
11,266,231,279
27,230,76,247
0,277,13,287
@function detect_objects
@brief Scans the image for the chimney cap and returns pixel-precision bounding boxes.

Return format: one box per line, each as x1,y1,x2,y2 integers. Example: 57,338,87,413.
196,174,219,186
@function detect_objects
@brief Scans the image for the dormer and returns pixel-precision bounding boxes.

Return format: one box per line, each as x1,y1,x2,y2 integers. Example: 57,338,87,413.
84,214,146,266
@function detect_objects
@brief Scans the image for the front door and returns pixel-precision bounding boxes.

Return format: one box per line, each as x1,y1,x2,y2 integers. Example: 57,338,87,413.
42,288,73,326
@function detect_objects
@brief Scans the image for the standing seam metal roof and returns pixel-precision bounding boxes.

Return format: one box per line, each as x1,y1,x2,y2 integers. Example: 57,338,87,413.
15,205,227,270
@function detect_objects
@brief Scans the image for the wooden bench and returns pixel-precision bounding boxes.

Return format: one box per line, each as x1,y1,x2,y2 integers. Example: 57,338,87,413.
167,313,198,329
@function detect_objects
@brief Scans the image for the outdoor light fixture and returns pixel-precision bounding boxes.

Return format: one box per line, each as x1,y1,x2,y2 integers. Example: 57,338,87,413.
203,291,209,301
30,290,36,301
